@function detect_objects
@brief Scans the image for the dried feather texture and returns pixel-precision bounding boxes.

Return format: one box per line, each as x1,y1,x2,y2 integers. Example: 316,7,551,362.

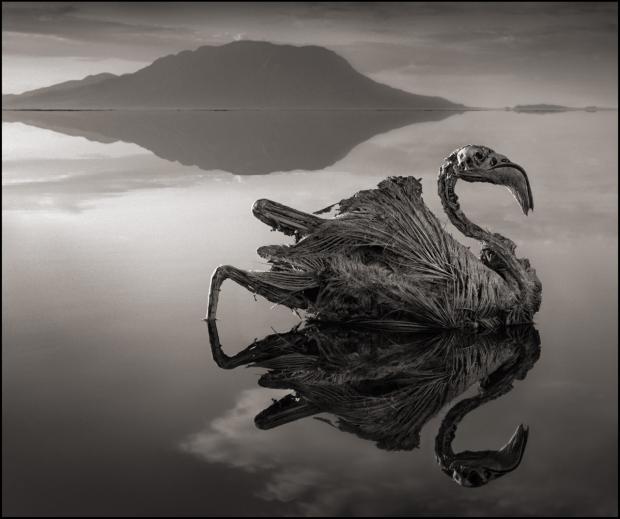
207,320,540,466
258,177,516,329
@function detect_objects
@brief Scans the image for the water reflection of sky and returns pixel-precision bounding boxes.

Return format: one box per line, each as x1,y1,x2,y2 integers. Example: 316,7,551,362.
2,111,617,516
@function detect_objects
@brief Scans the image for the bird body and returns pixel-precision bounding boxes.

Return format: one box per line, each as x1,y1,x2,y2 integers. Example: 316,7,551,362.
207,145,542,330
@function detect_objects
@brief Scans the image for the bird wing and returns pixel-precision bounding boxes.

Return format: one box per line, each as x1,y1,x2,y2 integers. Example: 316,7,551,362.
306,176,517,327
310,176,467,279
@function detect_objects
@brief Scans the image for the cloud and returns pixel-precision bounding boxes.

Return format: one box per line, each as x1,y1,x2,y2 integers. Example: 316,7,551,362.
179,387,434,516
2,3,182,39
1,3,203,62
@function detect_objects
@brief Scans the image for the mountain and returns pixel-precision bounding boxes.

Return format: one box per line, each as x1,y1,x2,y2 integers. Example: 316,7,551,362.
2,41,463,110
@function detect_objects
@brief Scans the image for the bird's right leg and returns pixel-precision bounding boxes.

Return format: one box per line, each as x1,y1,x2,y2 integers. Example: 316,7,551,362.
252,199,325,241
206,264,317,321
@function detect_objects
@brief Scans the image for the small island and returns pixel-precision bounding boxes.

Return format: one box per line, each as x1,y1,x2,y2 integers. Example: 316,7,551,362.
512,104,573,113
507,104,612,113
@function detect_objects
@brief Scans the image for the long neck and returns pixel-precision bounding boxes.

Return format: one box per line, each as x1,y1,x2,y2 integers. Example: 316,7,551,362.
438,162,493,243
435,379,514,461
437,163,541,322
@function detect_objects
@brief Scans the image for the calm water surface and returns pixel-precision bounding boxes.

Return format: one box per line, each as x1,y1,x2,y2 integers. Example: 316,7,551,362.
2,111,618,516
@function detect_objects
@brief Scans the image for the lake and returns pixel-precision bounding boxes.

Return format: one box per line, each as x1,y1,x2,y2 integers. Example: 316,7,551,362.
2,110,618,516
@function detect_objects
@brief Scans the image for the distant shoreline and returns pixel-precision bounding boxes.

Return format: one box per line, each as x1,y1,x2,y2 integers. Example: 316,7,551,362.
2,107,617,113
2,108,470,112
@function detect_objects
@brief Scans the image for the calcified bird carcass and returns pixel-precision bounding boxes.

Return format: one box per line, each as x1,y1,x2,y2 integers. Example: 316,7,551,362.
207,145,542,329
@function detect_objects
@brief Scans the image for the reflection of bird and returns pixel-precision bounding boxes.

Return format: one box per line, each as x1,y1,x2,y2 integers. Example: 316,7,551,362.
207,145,542,329
207,320,541,487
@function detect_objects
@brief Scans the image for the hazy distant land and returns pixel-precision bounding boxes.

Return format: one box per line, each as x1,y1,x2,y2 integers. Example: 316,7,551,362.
507,104,613,113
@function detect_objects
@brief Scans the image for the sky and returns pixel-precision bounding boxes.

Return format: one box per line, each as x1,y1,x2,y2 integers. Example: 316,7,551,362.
1,2,618,107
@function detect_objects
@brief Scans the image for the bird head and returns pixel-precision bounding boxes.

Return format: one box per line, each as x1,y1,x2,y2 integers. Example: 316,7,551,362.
440,423,529,488
447,144,534,215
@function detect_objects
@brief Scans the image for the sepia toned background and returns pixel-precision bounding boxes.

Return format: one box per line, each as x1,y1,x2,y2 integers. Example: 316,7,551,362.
2,2,618,516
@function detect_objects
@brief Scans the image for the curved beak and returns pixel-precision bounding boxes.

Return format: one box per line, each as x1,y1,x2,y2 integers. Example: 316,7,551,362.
490,162,534,215
459,162,534,215
498,423,530,468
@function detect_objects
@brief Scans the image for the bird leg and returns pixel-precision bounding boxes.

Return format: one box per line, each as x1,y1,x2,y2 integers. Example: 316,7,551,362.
206,264,316,321
206,317,235,369
252,198,325,241
206,319,305,369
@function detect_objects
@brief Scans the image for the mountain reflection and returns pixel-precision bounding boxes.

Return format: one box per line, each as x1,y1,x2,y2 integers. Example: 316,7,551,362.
2,109,459,175
208,321,540,487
